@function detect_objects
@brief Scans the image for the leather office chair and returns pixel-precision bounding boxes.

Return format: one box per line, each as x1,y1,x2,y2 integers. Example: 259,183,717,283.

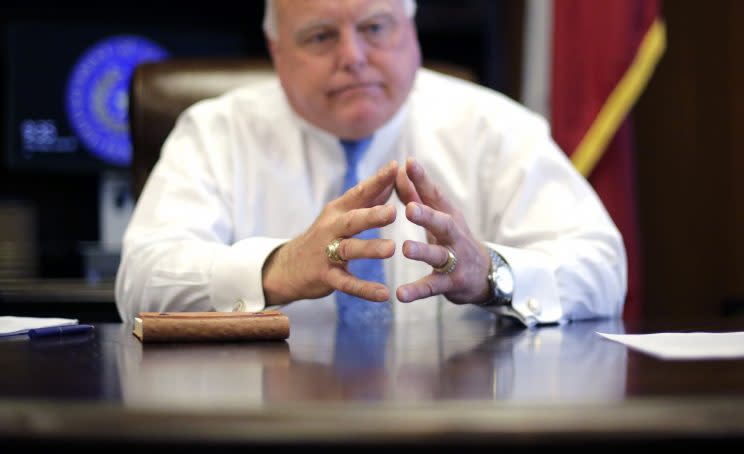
128,58,274,200
128,58,474,200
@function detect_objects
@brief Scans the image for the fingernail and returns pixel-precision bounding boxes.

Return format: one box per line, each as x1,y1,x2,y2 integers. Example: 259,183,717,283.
411,160,422,176
375,289,388,301
385,161,396,175
410,203,420,218
398,288,409,302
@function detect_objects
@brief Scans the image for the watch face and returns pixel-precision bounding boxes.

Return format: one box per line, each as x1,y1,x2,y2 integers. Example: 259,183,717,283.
494,266,514,295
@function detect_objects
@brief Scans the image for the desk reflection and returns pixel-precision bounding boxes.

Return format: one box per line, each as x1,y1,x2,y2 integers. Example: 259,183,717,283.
117,314,627,410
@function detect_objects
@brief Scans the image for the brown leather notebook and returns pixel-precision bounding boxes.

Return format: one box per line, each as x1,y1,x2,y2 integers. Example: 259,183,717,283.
132,311,289,343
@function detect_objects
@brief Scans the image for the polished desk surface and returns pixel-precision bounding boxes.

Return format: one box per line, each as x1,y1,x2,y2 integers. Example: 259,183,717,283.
1,313,744,450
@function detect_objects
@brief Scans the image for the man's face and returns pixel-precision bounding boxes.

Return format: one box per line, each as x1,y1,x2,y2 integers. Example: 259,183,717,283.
269,0,421,140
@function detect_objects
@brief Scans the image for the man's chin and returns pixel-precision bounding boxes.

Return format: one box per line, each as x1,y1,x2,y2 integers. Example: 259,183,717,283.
334,124,381,141
332,111,391,140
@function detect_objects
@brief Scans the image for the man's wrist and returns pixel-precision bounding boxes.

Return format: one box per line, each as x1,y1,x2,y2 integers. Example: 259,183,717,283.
261,244,295,306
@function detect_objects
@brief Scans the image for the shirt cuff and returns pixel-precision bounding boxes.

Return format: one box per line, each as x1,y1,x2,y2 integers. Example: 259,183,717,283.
209,237,287,312
482,243,564,326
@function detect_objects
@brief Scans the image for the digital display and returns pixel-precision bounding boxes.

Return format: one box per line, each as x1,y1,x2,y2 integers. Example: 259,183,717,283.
4,22,248,172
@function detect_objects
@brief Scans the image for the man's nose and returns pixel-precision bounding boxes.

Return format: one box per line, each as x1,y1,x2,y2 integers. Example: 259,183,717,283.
337,29,367,71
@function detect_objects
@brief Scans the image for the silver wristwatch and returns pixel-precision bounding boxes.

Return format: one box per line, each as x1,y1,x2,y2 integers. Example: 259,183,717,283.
479,246,514,307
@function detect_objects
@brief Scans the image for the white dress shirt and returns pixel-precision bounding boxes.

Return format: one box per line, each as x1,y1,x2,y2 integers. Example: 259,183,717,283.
115,68,627,326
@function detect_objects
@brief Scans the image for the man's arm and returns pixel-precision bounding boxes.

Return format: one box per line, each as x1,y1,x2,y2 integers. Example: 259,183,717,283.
115,106,401,322
393,150,626,325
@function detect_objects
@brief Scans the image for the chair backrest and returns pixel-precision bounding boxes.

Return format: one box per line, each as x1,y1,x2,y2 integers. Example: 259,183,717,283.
128,58,274,199
128,58,475,200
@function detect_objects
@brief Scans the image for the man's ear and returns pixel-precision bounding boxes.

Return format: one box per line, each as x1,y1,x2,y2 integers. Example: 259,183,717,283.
266,36,280,65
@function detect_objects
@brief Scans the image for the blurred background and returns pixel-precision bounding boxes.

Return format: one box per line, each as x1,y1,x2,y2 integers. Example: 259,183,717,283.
0,0,741,322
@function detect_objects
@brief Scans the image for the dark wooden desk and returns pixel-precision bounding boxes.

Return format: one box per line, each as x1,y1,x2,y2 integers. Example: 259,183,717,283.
1,315,744,451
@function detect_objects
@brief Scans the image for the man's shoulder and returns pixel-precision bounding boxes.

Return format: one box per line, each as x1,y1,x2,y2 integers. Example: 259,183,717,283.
411,68,548,132
183,76,287,122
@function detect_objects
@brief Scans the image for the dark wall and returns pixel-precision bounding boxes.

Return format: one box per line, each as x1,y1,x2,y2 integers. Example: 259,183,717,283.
634,0,744,319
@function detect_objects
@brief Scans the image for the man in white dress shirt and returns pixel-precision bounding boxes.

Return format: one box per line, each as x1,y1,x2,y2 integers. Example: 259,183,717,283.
115,0,627,327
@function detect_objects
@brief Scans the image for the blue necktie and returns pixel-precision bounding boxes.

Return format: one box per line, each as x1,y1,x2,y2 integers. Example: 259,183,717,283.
335,138,393,326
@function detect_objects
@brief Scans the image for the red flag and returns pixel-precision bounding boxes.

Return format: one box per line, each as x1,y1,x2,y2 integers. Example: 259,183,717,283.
550,0,666,320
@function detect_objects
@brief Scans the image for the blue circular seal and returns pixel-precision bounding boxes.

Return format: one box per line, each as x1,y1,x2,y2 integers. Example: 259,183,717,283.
66,35,169,166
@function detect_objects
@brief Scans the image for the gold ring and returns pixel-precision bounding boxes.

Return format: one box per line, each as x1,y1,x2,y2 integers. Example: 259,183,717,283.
433,248,457,274
325,238,346,264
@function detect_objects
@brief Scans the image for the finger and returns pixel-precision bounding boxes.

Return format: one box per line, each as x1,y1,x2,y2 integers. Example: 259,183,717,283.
395,162,421,205
401,240,450,268
396,273,451,303
340,160,398,210
425,230,437,245
406,202,458,243
327,266,390,302
336,204,396,237
336,238,395,262
405,158,454,213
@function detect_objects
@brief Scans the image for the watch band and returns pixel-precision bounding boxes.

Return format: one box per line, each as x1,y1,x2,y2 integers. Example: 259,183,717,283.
479,246,514,307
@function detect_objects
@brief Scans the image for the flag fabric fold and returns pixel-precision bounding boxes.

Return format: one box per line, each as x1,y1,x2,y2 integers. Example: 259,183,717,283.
523,0,667,320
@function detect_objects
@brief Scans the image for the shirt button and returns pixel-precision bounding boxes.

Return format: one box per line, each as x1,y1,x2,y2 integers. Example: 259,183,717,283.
527,298,542,315
232,299,247,312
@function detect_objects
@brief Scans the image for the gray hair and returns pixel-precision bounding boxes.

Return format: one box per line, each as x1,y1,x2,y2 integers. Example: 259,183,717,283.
263,0,417,40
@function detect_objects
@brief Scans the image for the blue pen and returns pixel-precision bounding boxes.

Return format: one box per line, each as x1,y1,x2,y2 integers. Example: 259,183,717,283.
28,324,94,339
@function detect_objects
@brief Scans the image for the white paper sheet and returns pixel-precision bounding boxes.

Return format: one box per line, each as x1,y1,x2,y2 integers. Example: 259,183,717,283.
596,331,744,360
0,316,78,337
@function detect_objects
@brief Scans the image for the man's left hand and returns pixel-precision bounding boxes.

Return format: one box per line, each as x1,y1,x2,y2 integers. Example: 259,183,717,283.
394,157,491,305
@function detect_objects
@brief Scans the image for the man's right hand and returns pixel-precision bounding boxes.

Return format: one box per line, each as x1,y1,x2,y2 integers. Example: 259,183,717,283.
261,160,399,306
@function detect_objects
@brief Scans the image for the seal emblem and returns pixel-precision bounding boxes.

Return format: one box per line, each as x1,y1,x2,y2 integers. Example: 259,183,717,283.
66,35,168,166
